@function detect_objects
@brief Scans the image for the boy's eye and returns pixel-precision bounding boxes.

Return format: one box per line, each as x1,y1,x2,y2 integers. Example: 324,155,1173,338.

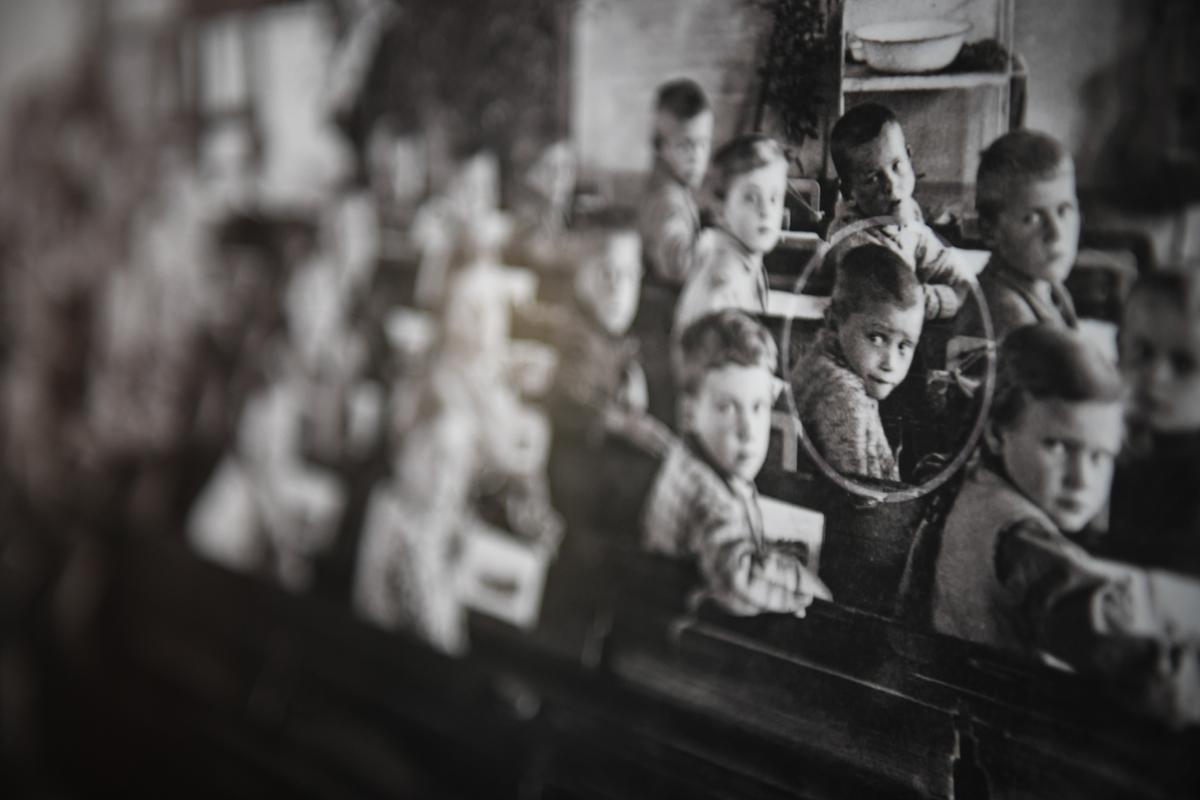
1126,339,1153,364
867,333,886,346
1042,438,1066,453
898,341,911,354
1170,351,1199,376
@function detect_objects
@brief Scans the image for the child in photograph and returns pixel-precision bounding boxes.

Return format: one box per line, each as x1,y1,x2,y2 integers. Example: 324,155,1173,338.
521,225,674,530
672,134,788,336
642,310,830,616
530,226,667,447
502,132,577,274
931,324,1134,659
825,103,970,321
955,129,1081,341
1107,269,1200,578
791,244,925,482
186,328,346,595
637,78,714,286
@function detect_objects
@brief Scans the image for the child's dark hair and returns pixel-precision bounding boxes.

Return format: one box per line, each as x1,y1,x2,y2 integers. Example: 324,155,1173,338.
830,244,923,323
708,134,788,201
676,309,778,395
656,78,710,122
653,79,710,151
976,130,1073,224
830,103,900,197
991,323,1124,431
568,223,641,278
1123,267,1200,320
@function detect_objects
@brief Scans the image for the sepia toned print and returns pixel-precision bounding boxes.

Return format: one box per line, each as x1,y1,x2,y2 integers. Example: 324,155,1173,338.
1,0,1198,797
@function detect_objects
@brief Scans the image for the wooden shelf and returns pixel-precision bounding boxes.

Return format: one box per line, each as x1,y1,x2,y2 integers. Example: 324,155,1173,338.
843,63,1009,92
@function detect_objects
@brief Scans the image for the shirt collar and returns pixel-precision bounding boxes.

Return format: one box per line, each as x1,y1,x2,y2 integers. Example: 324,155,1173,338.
652,156,692,190
833,195,923,227
684,431,742,491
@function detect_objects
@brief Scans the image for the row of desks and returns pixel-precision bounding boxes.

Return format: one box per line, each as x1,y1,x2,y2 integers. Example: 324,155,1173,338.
50,530,1200,799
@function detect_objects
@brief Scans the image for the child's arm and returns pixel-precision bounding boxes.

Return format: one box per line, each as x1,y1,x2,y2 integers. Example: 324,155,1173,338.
914,228,972,320
995,519,1147,665
695,515,830,616
643,444,827,615
602,402,675,456
804,385,899,482
642,190,699,284
997,520,1200,726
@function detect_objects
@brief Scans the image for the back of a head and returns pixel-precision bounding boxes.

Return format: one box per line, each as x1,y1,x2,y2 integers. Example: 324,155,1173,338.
1124,267,1200,320
831,244,923,321
830,102,899,186
569,221,642,285
708,134,788,201
992,323,1124,429
976,129,1073,222
569,209,640,270
676,309,778,395
655,78,710,123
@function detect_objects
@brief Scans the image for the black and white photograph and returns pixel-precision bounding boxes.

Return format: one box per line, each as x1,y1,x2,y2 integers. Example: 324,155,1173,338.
1,0,1198,797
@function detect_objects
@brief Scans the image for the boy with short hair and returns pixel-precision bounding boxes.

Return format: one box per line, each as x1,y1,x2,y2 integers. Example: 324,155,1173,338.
530,225,664,446
642,310,830,616
791,244,925,482
637,78,714,286
955,129,1081,341
931,324,1133,659
672,134,788,336
826,103,971,320
1107,269,1200,577
502,133,576,274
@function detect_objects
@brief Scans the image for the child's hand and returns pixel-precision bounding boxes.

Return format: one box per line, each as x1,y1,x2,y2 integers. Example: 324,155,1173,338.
605,406,675,456
753,551,832,617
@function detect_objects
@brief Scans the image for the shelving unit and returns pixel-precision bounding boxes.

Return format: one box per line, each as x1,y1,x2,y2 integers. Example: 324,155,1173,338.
842,63,1009,93
822,0,1017,223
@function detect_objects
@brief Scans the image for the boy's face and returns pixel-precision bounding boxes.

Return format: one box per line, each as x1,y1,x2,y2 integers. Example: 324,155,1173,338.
844,122,916,221
527,140,576,210
687,363,776,481
984,168,1079,285
836,301,924,400
722,160,788,255
992,397,1123,533
1121,292,1200,433
578,232,642,336
656,110,713,189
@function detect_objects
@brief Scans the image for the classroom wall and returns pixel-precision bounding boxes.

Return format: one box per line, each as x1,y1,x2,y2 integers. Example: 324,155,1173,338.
0,0,87,141
570,0,1152,191
1014,0,1147,186
571,0,769,202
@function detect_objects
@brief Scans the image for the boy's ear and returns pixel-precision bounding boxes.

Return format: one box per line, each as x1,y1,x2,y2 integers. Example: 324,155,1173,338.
982,421,1003,457
977,213,998,248
823,303,839,332
678,394,696,433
